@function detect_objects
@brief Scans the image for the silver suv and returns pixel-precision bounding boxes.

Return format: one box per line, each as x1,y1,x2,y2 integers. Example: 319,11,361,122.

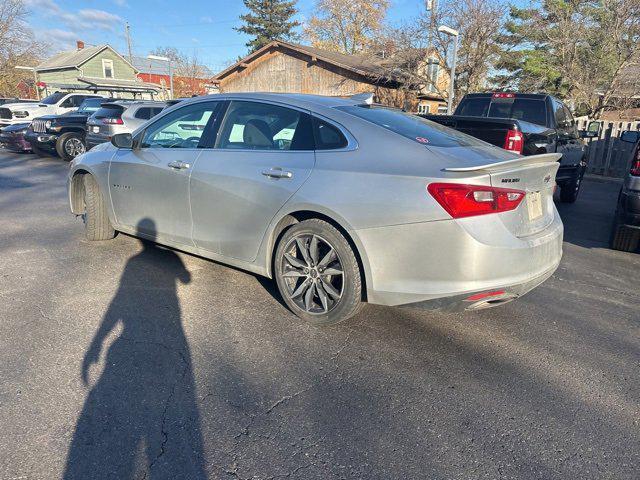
85,100,165,150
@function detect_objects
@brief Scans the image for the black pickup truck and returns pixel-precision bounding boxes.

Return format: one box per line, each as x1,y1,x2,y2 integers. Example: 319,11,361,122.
421,93,600,203
25,97,105,161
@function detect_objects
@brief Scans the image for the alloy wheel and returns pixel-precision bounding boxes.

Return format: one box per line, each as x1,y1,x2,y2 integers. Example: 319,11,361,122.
65,138,85,158
278,234,344,315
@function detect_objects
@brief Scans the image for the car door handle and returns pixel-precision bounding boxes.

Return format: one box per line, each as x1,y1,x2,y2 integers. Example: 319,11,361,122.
261,167,293,179
168,160,190,170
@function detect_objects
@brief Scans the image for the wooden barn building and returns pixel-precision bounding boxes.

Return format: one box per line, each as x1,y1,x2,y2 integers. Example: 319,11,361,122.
211,40,448,113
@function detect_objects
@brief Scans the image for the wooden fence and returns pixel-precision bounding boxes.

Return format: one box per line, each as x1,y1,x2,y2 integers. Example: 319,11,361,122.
576,118,640,178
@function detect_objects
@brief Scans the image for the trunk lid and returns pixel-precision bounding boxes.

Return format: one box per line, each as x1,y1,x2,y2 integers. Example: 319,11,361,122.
444,153,560,237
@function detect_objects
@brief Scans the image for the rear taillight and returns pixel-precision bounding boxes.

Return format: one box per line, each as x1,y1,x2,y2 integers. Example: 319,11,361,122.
427,183,526,219
102,117,123,125
504,129,523,154
631,149,640,176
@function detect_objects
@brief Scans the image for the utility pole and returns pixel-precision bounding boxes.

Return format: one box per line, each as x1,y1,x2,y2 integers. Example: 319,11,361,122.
125,22,133,64
426,0,438,50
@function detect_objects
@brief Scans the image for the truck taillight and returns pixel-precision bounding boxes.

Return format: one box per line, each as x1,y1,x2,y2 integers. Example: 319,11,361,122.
102,117,123,125
631,160,640,176
427,183,526,219
504,129,524,154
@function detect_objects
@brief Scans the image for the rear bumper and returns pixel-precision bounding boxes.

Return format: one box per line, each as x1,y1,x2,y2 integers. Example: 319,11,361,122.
619,188,640,228
357,208,563,307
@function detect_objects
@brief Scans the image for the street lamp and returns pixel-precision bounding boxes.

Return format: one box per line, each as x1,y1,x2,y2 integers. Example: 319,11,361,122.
147,55,174,100
437,25,459,115
15,65,40,100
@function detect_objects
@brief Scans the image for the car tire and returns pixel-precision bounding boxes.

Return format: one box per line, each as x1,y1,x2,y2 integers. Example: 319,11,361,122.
274,219,363,326
56,132,86,161
559,169,584,203
610,218,640,252
82,174,115,241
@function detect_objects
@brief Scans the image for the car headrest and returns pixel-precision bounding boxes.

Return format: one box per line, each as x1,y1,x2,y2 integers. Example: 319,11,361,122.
243,119,273,149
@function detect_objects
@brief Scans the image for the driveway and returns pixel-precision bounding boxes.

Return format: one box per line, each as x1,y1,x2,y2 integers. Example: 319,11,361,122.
0,151,638,479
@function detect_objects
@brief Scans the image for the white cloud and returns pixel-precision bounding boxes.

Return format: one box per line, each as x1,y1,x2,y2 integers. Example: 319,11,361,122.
28,0,123,33
112,0,128,6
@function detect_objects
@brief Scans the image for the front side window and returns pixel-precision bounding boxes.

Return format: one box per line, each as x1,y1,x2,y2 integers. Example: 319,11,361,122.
102,59,114,79
337,104,488,148
140,102,219,149
217,101,314,151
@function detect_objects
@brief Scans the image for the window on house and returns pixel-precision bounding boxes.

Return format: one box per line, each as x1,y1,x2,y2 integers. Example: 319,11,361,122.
102,59,114,79
437,105,448,114
417,104,430,115
426,59,440,93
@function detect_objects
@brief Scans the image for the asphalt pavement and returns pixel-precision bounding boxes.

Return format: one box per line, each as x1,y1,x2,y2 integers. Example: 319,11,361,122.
0,151,638,480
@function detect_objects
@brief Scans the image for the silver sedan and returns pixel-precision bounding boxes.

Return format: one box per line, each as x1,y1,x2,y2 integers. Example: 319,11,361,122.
68,93,563,325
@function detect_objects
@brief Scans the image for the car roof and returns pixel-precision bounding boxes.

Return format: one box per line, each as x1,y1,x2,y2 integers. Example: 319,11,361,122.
177,92,362,110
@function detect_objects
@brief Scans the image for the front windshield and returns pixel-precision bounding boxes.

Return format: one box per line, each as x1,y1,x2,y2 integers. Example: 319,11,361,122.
78,98,104,113
40,92,66,105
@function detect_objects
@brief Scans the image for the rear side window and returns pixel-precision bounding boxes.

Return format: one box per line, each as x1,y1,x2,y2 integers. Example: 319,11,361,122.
456,98,490,117
134,107,155,120
217,101,314,151
313,118,348,150
93,105,124,119
337,105,488,148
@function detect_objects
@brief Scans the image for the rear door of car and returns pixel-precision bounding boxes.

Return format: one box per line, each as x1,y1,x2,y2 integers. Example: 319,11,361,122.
189,100,315,260
109,100,222,246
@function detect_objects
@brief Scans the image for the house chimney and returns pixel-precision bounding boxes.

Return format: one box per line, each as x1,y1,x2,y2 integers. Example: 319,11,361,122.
77,40,85,50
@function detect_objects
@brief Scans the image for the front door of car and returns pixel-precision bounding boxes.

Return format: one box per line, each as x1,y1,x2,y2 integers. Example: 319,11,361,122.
109,101,221,246
190,100,315,261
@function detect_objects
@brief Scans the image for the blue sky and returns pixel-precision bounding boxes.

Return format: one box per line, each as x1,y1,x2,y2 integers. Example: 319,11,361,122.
25,0,429,74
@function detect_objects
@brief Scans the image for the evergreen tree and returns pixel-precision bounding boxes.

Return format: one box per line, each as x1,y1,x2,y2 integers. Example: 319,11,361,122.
235,0,301,53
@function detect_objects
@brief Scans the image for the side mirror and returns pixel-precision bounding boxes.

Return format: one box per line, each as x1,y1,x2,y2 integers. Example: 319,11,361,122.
620,130,640,144
111,133,133,149
580,120,601,138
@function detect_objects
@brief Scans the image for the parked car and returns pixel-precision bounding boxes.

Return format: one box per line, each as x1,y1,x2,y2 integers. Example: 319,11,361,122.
0,98,39,106
25,97,106,160
421,93,600,203
68,93,563,325
85,101,165,150
0,123,33,152
0,92,102,127
610,130,640,252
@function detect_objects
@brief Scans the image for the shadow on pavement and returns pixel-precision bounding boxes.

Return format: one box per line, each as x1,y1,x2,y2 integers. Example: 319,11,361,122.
63,218,207,480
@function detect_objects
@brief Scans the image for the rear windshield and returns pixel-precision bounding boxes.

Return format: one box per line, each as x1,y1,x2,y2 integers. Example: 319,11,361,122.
336,105,489,148
92,105,124,119
456,97,548,127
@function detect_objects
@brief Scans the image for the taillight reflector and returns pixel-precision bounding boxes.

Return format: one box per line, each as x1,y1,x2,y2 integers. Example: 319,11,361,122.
427,183,526,219
504,129,524,154
466,290,506,302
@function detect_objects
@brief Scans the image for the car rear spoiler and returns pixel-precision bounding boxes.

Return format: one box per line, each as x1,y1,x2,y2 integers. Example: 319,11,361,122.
443,153,561,172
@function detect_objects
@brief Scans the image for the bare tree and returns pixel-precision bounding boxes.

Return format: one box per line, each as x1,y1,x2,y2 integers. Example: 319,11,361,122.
305,0,390,54
150,47,211,97
0,0,44,97
374,0,504,107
